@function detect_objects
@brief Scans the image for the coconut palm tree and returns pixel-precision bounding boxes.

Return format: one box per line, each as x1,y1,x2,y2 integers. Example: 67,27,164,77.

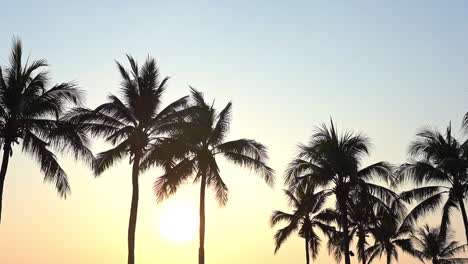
65,55,188,264
365,208,417,264
284,120,396,264
411,225,468,264
398,124,468,243
0,38,92,223
151,88,274,264
271,181,334,264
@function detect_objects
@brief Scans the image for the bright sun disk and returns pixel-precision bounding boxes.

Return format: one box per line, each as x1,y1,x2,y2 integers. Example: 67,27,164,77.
159,203,198,243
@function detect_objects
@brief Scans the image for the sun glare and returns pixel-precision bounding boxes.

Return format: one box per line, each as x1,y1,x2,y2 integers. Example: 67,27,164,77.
159,203,198,243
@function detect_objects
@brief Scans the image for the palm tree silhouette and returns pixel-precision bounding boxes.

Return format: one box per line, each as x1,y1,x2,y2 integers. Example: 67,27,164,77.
66,55,188,264
365,206,417,264
153,88,274,264
285,120,395,264
271,180,334,264
411,225,468,264
398,124,468,243
0,38,92,223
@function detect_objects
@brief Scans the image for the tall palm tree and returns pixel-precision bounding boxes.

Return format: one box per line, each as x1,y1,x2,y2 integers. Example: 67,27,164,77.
151,88,274,264
365,208,417,264
0,38,92,223
65,55,188,264
411,225,468,264
270,181,334,264
398,124,468,243
285,120,396,264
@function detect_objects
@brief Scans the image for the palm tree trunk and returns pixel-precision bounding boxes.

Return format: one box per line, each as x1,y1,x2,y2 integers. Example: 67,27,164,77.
387,252,391,264
458,198,468,243
305,238,310,264
127,152,141,264
0,142,12,224
339,195,351,264
358,229,367,264
199,173,207,264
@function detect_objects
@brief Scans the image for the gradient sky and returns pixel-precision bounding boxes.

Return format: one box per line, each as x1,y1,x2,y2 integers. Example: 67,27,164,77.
1,1,468,263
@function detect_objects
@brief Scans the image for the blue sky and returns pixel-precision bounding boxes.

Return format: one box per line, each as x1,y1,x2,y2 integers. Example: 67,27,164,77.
1,1,468,263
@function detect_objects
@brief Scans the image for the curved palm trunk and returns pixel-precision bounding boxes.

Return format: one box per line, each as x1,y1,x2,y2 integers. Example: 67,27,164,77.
458,198,468,243
199,173,207,264
127,152,141,264
0,142,12,224
305,238,310,264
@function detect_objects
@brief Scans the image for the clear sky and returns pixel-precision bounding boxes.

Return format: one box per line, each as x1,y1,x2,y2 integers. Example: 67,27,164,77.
1,1,468,263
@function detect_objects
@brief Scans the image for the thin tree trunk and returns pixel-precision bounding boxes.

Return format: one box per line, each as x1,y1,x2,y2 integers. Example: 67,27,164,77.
0,142,11,224
387,252,391,264
458,198,468,243
339,196,351,264
199,173,207,264
358,228,367,264
305,238,310,264
127,152,141,264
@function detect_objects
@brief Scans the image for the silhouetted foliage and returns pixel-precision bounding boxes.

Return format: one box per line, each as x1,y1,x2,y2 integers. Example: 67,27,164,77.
0,38,92,223
397,124,468,243
271,180,334,264
284,120,396,264
66,55,187,264
411,225,468,264
153,88,274,264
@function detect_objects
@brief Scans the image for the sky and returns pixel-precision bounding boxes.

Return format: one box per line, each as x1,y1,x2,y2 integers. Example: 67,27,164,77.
1,0,468,263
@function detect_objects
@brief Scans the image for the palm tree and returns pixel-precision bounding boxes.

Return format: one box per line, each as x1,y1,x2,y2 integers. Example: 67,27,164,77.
65,55,188,264
411,225,468,264
398,124,468,243
0,38,92,223
270,181,334,264
151,88,274,264
365,208,417,264
284,120,396,264
348,192,379,264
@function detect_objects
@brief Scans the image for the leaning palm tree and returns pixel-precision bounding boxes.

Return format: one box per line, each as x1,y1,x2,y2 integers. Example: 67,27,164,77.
411,225,468,264
365,208,417,264
398,124,468,242
65,55,188,264
271,181,334,264
285,120,396,264
0,38,92,223
151,88,274,264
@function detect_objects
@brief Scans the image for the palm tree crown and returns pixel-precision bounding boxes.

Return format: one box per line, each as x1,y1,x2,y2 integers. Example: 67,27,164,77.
0,38,91,222
411,225,468,264
398,124,468,242
365,204,417,264
271,181,334,264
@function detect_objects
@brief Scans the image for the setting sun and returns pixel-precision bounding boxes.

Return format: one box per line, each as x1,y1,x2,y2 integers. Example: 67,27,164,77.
159,203,199,243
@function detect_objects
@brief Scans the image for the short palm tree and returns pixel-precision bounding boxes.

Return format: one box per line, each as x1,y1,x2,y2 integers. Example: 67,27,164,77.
411,225,468,264
271,180,334,264
0,38,92,223
365,208,417,264
66,55,188,264
151,88,274,264
285,120,396,264
398,124,468,243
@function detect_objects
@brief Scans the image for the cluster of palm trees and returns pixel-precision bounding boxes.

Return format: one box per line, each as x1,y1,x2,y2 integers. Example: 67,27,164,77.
0,39,274,264
1,38,467,264
271,121,468,264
